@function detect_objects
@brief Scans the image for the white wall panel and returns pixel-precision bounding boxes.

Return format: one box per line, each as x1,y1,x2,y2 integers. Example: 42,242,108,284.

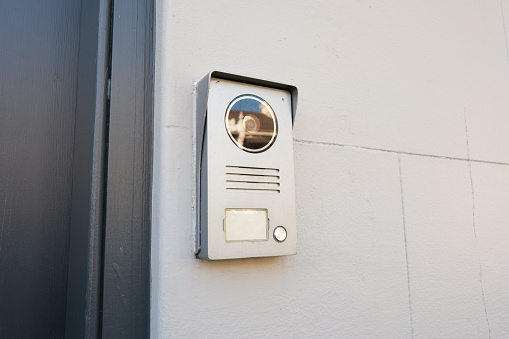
400,155,489,338
463,0,509,164
471,162,509,337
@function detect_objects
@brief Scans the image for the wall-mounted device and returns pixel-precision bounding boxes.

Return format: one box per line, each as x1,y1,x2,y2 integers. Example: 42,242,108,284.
195,71,298,260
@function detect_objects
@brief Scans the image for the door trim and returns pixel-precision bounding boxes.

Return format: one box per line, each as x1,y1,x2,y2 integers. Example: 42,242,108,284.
101,0,154,337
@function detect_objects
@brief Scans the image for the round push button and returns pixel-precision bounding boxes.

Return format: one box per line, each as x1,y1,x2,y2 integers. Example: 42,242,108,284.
273,226,287,243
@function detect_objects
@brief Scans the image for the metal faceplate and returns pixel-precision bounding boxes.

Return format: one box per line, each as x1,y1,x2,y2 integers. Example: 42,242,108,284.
196,72,297,260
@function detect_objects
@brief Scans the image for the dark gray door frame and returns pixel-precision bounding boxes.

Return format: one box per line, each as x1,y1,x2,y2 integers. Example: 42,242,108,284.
65,0,154,337
101,0,154,337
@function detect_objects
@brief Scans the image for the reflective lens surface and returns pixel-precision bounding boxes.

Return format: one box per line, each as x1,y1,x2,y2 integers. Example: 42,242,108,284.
225,95,277,153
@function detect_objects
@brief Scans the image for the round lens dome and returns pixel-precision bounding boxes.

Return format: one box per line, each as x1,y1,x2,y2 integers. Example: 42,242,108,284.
225,95,277,153
243,115,259,133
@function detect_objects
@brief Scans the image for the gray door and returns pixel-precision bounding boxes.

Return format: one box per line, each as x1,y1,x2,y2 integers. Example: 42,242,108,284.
0,0,153,337
0,0,81,337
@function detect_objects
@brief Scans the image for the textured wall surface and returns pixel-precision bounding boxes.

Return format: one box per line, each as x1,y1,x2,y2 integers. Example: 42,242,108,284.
152,1,509,337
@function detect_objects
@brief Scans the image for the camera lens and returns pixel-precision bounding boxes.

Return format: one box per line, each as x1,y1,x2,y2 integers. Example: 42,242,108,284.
225,95,277,153
242,115,259,133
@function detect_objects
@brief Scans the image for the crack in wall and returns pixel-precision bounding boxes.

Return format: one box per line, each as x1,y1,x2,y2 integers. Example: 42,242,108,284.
465,110,491,338
294,138,509,166
398,155,415,338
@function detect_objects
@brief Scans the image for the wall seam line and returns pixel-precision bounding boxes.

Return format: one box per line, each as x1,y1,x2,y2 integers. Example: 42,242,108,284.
464,110,491,338
294,139,509,166
397,154,414,338
500,0,509,68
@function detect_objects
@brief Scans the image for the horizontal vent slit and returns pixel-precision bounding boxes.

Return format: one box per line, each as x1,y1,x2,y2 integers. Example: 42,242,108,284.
226,165,279,172
226,173,279,179
226,188,280,193
226,180,280,186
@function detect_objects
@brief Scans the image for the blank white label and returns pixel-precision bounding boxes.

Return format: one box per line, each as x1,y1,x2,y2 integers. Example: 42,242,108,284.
224,209,268,242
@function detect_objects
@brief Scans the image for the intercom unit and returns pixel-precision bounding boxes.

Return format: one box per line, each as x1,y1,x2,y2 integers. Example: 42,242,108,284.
195,71,298,260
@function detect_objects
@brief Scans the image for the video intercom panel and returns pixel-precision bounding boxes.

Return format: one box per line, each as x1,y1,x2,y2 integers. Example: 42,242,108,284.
195,71,298,260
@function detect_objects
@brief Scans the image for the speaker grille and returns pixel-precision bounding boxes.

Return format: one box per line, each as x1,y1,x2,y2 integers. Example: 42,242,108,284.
225,165,280,193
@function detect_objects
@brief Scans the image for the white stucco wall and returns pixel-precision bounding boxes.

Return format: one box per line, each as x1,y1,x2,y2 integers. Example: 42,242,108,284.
152,1,509,337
